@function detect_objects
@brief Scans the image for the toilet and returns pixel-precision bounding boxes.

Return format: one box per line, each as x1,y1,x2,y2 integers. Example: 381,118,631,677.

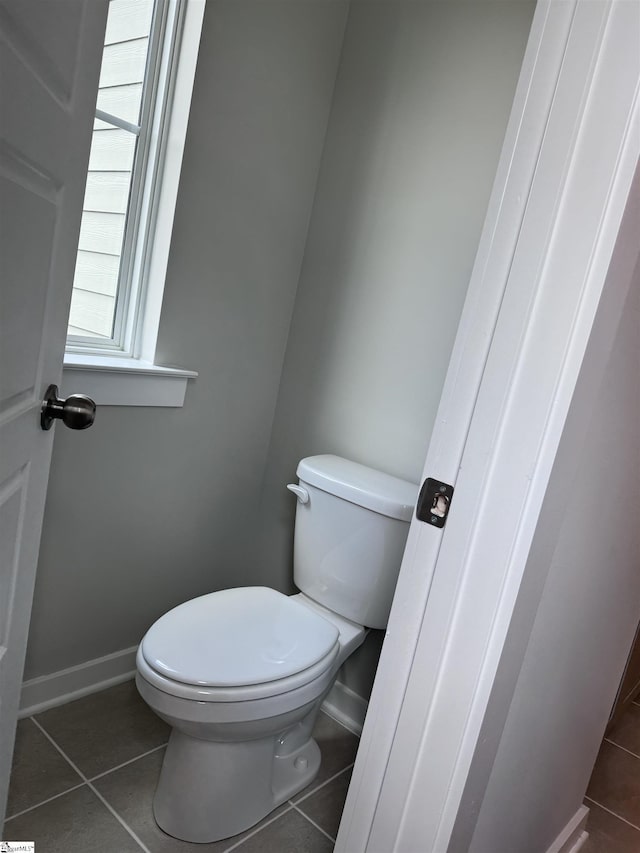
135,454,417,843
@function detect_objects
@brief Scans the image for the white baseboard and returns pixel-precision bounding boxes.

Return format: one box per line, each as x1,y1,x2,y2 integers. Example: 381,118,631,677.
19,646,138,718
545,805,589,853
321,680,368,736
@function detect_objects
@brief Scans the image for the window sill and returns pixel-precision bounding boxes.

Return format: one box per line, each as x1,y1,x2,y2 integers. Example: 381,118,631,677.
62,354,198,407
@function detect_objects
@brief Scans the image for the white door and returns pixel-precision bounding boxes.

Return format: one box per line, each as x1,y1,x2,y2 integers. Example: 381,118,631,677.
337,0,640,850
0,0,108,822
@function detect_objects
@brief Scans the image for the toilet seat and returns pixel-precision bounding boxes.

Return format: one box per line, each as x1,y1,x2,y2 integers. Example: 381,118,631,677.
139,586,340,702
137,642,338,706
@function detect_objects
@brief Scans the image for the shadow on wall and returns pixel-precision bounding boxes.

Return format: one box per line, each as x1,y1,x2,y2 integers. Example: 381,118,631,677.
253,0,536,702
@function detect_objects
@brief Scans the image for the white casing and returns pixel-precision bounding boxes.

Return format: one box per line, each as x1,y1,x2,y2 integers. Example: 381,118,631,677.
293,457,418,629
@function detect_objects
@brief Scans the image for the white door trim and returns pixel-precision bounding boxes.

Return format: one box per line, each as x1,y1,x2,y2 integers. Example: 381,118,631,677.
336,0,640,850
336,0,579,844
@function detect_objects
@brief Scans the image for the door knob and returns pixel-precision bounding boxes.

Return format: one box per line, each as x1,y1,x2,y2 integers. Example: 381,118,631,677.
41,384,96,431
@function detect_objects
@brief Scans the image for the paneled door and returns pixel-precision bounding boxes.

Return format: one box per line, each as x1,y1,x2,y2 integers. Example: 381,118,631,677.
0,0,108,821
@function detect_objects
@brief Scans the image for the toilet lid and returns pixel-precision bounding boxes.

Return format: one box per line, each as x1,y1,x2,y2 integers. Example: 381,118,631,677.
140,587,340,688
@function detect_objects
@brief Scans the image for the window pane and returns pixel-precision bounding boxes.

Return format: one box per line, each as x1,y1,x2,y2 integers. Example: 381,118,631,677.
88,127,137,170
104,0,154,46
69,120,136,339
84,172,132,214
67,0,154,341
99,37,149,88
95,83,144,128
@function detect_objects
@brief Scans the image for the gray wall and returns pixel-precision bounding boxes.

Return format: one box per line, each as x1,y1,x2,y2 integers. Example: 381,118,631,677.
25,0,348,679
450,187,640,852
26,0,534,689
255,0,534,698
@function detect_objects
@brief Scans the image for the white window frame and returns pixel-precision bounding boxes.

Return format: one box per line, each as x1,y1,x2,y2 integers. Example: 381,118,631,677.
62,0,204,406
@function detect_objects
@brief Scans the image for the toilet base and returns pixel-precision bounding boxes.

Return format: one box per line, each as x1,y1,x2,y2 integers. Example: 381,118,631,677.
153,727,321,843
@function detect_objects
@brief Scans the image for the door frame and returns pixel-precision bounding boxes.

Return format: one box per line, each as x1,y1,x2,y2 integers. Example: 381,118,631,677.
336,1,640,850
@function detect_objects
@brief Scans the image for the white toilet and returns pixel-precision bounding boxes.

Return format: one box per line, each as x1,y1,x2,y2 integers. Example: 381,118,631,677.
135,454,417,843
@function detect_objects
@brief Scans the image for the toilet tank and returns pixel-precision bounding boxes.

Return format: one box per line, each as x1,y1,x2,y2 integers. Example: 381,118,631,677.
291,455,418,629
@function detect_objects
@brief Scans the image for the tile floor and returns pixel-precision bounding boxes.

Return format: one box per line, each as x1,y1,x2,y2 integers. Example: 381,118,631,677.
10,682,638,852
3,681,359,853
583,699,640,852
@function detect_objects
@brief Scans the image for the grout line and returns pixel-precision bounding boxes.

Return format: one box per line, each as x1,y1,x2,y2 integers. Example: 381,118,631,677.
16,704,353,850
290,803,336,843
584,796,640,832
604,738,640,761
9,717,167,820
221,805,294,853
222,760,355,851
4,781,87,822
291,762,355,807
30,718,153,853
87,742,168,781
204,767,350,853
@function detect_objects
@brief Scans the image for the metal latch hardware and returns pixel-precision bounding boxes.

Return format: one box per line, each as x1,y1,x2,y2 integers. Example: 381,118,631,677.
415,478,454,528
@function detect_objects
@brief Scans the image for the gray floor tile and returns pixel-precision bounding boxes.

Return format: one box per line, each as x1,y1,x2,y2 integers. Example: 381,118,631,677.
231,808,333,853
94,747,291,852
5,718,83,818
584,801,640,853
35,680,169,778
607,703,640,757
296,768,352,839
3,785,142,853
292,712,358,802
586,741,640,828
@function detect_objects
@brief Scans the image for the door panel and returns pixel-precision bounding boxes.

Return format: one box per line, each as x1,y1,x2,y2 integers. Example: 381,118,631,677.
0,0,109,821
0,178,56,403
0,0,83,101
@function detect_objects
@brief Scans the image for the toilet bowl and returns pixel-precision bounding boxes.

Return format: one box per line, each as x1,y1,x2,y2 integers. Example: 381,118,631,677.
136,455,417,843
136,588,365,843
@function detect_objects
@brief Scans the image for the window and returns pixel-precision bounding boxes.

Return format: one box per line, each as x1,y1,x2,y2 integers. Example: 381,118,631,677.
62,0,203,406
67,0,183,354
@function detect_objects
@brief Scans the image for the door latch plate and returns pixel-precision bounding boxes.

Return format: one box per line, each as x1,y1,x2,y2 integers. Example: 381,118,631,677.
416,478,454,528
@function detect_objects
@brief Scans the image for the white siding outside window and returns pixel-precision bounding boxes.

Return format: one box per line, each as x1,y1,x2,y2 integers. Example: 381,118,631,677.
68,0,154,339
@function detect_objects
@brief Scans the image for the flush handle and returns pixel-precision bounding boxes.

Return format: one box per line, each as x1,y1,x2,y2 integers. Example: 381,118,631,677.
41,384,96,431
287,484,309,504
